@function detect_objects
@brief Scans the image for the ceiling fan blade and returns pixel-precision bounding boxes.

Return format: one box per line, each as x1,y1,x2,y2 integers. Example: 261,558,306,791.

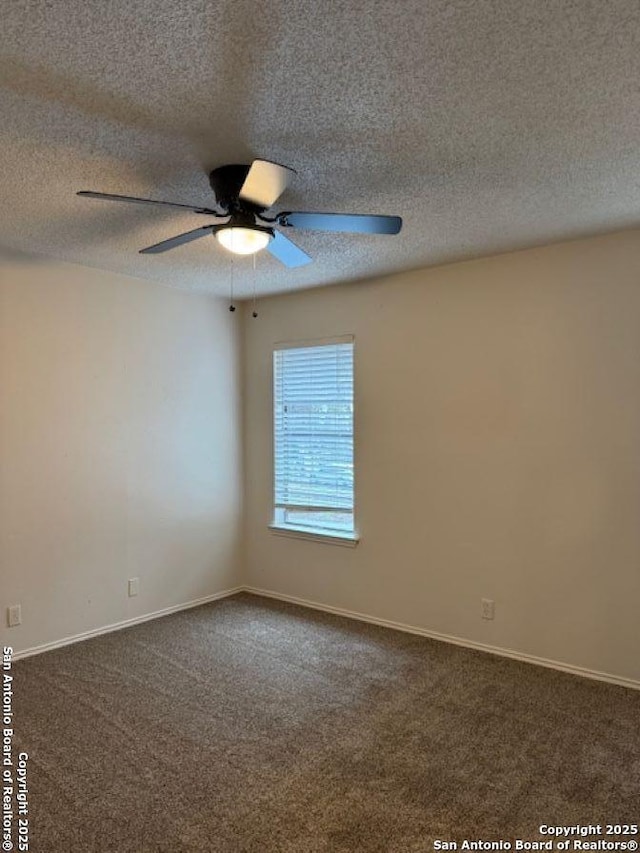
139,225,218,254
267,230,312,268
239,160,295,209
77,191,220,216
277,211,402,235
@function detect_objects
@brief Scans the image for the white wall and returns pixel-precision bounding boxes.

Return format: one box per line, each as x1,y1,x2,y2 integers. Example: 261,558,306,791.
0,261,242,654
243,229,640,684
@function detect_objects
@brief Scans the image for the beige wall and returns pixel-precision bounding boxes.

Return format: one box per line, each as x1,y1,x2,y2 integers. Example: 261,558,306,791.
243,229,640,684
0,261,242,654
3,230,639,682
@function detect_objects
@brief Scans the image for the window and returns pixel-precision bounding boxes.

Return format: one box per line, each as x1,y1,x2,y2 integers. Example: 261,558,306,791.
272,338,356,542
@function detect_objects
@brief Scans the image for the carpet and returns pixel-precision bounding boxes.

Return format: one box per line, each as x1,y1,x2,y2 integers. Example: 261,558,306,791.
10,592,640,852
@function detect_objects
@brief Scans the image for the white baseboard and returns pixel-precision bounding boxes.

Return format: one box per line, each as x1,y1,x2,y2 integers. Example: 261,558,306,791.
12,583,640,692
244,585,640,692
11,586,244,661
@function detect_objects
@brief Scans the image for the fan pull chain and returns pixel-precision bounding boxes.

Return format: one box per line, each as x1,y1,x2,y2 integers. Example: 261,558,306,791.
229,256,236,312
252,254,258,318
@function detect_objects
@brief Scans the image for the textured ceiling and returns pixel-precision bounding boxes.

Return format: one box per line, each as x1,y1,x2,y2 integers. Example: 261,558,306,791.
1,0,639,297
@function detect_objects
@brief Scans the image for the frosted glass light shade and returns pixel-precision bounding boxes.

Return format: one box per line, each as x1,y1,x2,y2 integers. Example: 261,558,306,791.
216,227,271,255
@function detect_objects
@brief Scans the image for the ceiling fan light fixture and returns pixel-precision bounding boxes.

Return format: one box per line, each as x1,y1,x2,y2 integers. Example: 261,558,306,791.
216,225,272,256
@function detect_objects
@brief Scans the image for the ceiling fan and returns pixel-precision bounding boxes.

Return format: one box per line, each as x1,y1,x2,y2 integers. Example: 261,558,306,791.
77,159,402,268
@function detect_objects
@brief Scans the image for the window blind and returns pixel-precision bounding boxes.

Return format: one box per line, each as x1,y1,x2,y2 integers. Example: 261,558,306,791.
274,341,354,533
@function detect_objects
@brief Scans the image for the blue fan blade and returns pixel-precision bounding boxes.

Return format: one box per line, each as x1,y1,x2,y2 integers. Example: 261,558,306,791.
267,230,312,268
239,160,295,209
279,211,402,235
139,226,216,254
77,191,219,216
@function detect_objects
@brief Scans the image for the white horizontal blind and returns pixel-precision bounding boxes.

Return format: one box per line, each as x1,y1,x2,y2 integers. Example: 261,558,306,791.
274,341,354,533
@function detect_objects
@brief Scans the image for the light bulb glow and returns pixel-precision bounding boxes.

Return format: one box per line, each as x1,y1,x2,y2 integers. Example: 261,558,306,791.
216,226,271,255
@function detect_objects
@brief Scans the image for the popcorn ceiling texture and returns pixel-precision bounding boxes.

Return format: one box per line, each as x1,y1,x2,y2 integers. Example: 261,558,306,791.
1,0,639,297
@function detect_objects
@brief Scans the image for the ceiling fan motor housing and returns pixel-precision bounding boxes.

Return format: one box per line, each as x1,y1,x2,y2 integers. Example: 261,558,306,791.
220,211,274,236
208,164,255,212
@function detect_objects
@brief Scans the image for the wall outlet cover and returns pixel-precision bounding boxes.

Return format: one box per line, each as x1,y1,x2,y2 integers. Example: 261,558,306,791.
8,604,22,627
481,598,495,620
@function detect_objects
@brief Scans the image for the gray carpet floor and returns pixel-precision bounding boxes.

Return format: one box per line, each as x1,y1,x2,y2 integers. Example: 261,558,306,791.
12,592,640,852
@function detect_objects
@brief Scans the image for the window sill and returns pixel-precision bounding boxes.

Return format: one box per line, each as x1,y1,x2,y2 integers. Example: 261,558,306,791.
268,524,359,548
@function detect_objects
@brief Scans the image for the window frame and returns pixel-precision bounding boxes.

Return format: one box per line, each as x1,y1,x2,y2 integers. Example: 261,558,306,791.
270,335,358,546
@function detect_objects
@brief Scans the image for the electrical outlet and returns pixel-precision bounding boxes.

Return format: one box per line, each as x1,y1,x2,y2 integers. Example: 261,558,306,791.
481,598,495,620
7,605,21,627
128,578,139,597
